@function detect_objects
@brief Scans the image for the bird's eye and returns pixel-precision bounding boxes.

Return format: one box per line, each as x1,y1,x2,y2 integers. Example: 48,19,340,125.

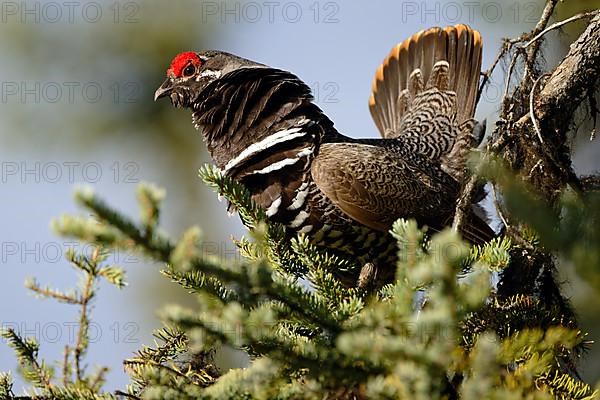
182,63,196,77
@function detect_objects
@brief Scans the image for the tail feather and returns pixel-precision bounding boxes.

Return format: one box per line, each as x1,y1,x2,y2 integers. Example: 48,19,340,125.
369,25,494,244
462,210,496,245
369,24,483,139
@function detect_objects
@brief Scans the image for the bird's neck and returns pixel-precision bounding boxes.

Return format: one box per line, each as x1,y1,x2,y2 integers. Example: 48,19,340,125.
191,67,338,169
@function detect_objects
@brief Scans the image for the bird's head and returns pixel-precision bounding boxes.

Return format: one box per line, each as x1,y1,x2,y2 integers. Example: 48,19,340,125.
154,50,261,108
154,51,316,167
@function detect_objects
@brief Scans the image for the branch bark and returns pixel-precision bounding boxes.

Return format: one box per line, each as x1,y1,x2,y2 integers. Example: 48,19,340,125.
493,11,600,202
537,12,600,135
455,7,600,233
456,6,600,348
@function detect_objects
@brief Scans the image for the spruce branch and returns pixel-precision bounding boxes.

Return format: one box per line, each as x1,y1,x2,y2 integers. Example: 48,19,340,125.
56,186,345,334
46,179,595,398
200,164,265,228
1,329,53,390
2,244,126,399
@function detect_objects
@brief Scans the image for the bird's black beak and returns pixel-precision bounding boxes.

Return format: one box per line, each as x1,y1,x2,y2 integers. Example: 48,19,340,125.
154,78,174,101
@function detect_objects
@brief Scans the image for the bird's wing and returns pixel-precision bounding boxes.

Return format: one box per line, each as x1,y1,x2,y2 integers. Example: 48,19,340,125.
311,142,459,232
311,141,495,244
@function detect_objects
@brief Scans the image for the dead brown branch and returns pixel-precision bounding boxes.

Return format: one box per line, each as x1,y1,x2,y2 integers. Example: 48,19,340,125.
455,3,600,235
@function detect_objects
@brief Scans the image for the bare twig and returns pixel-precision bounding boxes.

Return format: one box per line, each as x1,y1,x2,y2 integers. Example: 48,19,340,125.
502,49,524,101
465,1,599,237
477,34,530,106
114,391,142,399
538,12,600,121
529,73,550,144
62,345,70,386
523,0,559,83
479,0,559,103
491,184,508,229
26,283,81,305
89,366,109,392
524,11,599,48
478,40,511,105
74,248,98,382
533,0,560,36
588,90,599,141
452,170,480,233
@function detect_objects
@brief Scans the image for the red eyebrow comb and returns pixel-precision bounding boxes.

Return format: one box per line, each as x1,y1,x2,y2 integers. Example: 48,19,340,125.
167,52,201,78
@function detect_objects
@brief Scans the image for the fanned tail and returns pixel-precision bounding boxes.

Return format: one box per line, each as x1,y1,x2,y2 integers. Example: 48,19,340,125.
369,25,494,244
369,24,482,140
